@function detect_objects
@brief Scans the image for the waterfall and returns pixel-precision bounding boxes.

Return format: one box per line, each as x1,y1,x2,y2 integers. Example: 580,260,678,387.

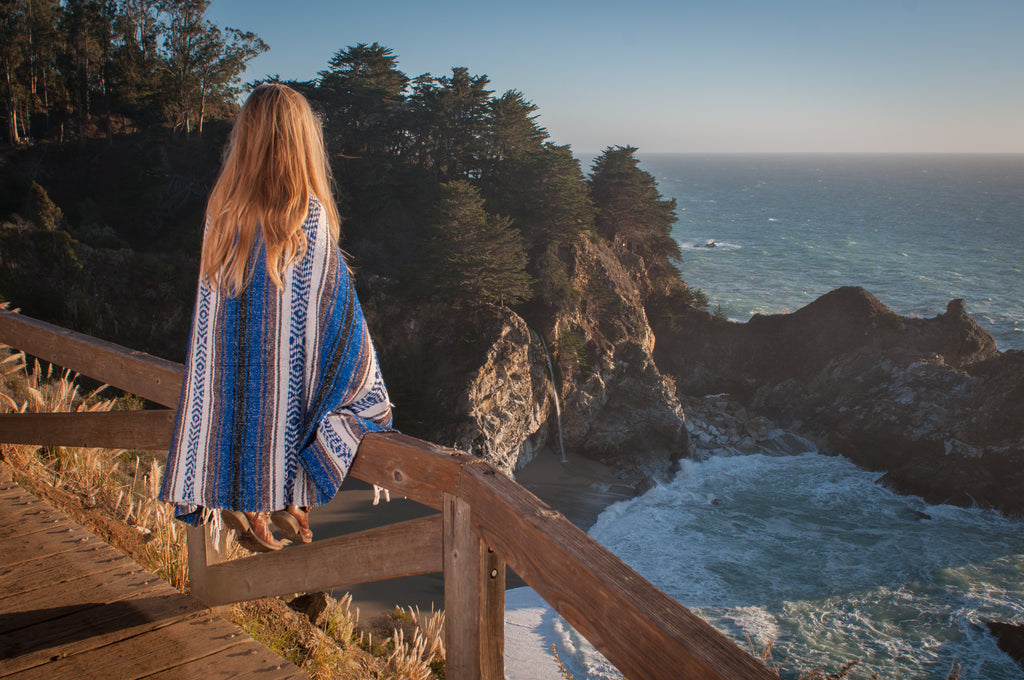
537,333,568,463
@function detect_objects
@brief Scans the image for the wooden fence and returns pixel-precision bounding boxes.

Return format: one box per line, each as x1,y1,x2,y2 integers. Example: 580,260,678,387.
0,309,775,680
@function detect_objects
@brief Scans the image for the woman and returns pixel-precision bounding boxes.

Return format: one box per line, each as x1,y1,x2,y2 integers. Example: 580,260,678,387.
159,83,393,552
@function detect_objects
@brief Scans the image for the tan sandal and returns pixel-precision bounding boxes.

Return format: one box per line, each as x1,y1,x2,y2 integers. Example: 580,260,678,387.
222,510,283,552
270,505,312,544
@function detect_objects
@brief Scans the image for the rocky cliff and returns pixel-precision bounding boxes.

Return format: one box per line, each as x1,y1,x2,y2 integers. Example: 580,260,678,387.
369,247,1022,517
655,287,1024,516
365,237,688,481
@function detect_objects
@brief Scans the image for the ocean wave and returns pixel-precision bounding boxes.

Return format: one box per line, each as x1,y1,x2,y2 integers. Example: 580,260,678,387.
586,452,1024,679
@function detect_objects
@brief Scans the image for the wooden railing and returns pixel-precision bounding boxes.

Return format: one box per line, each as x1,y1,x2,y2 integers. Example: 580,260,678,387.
0,309,775,680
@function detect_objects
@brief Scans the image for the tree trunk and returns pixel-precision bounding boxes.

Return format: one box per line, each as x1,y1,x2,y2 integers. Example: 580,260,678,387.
104,76,112,145
27,0,36,99
18,96,28,140
41,66,49,131
198,87,206,137
4,60,19,145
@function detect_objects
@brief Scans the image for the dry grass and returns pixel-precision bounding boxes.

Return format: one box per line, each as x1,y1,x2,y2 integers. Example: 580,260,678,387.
0,345,194,589
0,337,447,678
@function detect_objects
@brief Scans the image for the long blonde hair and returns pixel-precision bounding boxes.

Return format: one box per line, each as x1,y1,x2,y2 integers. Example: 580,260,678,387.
200,83,341,293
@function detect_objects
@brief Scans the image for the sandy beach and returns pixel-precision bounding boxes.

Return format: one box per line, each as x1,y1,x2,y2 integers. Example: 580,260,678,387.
308,448,641,618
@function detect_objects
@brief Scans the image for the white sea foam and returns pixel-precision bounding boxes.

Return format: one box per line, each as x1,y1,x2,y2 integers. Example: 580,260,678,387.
507,450,1024,679
586,453,1024,679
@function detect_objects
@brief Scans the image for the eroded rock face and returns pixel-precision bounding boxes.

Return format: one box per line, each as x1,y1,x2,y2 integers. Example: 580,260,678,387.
454,311,553,474
752,347,1024,515
372,256,1021,515
452,237,688,479
681,393,817,460
550,239,686,479
656,288,999,400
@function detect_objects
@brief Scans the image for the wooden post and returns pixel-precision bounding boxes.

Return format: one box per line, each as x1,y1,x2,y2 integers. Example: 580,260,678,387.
481,543,506,679
443,492,505,680
186,517,229,614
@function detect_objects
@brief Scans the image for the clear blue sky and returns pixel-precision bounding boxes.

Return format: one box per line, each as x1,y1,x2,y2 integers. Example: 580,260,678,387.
206,0,1024,154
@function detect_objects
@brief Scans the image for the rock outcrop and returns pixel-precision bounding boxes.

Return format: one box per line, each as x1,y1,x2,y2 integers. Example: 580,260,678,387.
655,287,1024,516
370,248,1021,516
364,237,688,479
986,621,1024,670
454,311,553,474
544,238,687,479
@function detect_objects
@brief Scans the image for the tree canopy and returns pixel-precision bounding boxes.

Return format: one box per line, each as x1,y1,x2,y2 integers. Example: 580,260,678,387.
589,145,682,285
0,0,266,144
424,180,533,308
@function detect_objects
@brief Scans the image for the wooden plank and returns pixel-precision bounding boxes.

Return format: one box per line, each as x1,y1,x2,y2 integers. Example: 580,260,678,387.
461,464,776,680
140,643,308,679
0,310,184,408
0,487,138,602
443,493,480,680
0,564,170,638
0,540,135,601
0,410,175,450
0,523,105,569
480,542,506,680
0,590,197,675
0,481,306,679
0,495,67,541
350,432,472,511
443,493,505,680
186,520,228,606
199,514,443,606
3,610,245,680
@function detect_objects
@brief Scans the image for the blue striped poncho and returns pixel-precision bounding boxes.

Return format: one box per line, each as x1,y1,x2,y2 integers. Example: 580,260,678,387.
160,198,392,524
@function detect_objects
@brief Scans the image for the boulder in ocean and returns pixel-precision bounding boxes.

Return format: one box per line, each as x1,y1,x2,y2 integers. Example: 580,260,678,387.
986,621,1024,670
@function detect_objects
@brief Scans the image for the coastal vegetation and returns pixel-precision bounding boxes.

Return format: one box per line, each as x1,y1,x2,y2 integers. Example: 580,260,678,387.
0,0,266,144
0,24,709,440
4,5,1019,677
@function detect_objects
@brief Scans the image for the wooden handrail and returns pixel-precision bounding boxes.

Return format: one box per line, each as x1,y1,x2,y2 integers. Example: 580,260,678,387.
199,514,444,603
0,309,775,680
0,410,175,450
0,310,183,408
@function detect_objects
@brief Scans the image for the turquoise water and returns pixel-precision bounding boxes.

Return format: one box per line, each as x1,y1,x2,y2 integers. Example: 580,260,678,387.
543,154,1024,679
636,153,1024,350
544,453,1024,679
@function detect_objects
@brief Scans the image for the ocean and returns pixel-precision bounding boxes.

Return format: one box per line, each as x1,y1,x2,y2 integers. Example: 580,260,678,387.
507,154,1024,679
644,153,1024,351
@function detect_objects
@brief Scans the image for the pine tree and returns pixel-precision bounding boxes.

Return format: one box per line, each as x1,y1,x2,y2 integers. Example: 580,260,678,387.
482,143,595,307
30,182,63,231
157,0,266,138
315,42,409,157
427,180,533,308
589,145,681,284
0,0,27,144
407,68,493,180
486,89,548,163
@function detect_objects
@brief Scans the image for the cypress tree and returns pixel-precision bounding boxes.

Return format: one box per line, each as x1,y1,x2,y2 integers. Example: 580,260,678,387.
427,180,533,308
589,145,682,284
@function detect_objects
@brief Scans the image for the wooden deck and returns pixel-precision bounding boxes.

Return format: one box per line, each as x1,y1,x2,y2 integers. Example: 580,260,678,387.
0,479,306,679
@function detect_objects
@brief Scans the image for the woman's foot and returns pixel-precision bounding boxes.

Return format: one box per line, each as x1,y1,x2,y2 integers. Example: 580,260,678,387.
221,509,283,552
270,505,312,544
